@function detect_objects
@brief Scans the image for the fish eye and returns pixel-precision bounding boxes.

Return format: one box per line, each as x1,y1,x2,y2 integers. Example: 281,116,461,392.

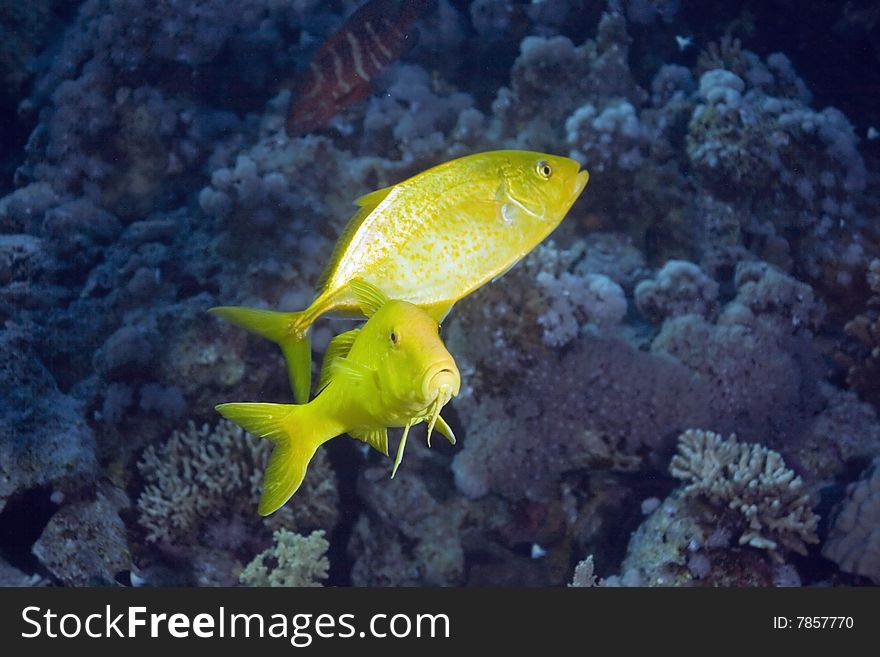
536,161,552,179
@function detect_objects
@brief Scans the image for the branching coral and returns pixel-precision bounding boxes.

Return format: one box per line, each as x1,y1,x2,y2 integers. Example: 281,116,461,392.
240,529,329,587
670,429,819,557
137,420,338,544
822,457,880,583
569,555,597,587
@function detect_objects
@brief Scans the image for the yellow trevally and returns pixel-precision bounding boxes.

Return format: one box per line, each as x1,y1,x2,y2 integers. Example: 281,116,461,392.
216,280,460,516
212,150,588,402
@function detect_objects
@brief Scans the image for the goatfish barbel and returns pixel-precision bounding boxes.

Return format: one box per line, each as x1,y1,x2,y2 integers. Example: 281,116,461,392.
216,280,460,516
212,150,589,403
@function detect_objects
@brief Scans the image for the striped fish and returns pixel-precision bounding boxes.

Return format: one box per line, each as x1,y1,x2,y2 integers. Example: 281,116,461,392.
286,0,430,136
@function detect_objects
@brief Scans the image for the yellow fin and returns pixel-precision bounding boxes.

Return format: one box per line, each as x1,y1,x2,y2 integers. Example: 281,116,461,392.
329,356,375,384
422,300,456,323
354,184,395,209
210,306,293,342
391,422,412,479
210,307,312,404
316,184,395,290
350,428,389,456
215,402,321,516
349,278,389,317
434,414,456,445
318,328,361,392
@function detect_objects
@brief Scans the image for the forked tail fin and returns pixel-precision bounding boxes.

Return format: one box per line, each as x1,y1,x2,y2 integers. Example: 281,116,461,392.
215,402,322,516
210,307,313,404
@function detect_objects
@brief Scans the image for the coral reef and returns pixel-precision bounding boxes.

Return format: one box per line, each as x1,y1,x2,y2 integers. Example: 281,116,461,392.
669,429,818,557
836,259,880,409
608,489,804,587
349,458,468,586
137,420,339,544
822,457,880,584
32,484,131,586
536,269,626,345
634,260,719,323
0,324,98,514
0,2,55,99
569,555,597,587
649,261,826,445
0,558,41,587
2,0,880,589
240,529,329,587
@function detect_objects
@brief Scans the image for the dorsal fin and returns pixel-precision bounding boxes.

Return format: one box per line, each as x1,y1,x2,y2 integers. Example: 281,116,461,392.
317,328,361,392
315,184,396,290
354,184,396,209
349,278,389,317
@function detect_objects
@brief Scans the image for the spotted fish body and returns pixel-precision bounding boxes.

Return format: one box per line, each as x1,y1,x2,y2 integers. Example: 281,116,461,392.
315,153,587,319
287,0,428,136
212,150,589,402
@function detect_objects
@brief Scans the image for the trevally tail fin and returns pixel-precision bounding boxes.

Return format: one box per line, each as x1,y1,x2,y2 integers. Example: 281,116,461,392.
210,306,312,404
215,402,321,516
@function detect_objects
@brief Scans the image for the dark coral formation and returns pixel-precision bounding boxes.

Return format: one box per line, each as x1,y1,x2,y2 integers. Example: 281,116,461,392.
837,259,880,410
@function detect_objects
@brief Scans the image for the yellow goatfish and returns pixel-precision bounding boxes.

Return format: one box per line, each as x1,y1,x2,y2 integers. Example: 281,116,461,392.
212,150,588,403
216,280,460,516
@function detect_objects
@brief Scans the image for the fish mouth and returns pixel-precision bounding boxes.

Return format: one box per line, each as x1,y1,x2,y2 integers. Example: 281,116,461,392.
568,168,590,203
420,361,460,450
423,362,461,402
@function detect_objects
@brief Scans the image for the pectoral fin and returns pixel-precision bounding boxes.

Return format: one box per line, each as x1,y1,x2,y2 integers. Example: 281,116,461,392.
329,356,376,386
318,328,360,392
